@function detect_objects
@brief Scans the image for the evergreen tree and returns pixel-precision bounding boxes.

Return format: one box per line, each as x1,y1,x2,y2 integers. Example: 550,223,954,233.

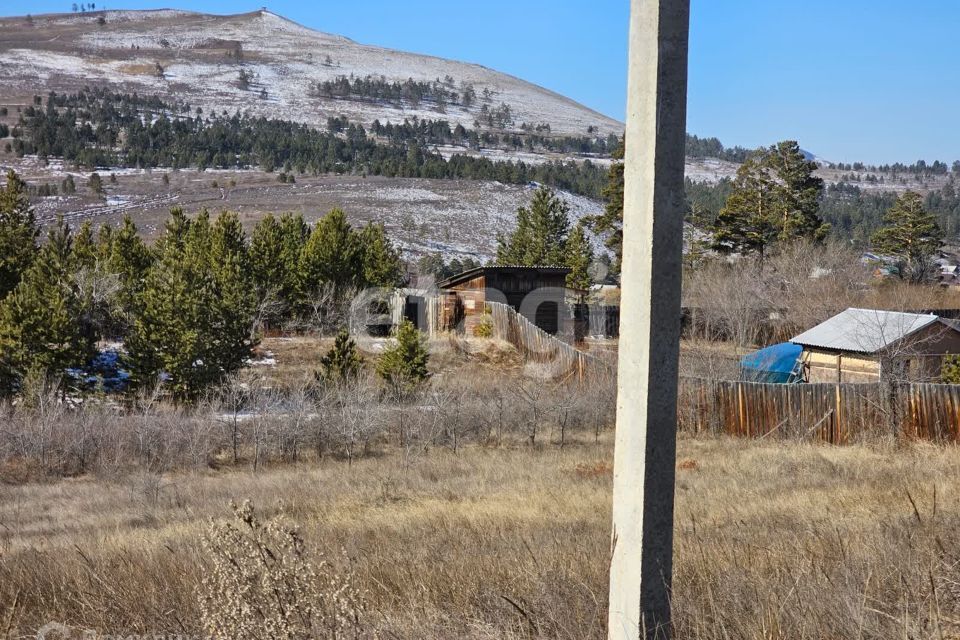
359,222,404,287
248,213,310,322
88,172,103,196
316,329,363,383
871,191,942,283
588,137,624,274
0,170,40,301
72,220,121,349
376,319,429,392
300,208,363,294
95,222,113,262
250,214,286,324
496,187,570,266
209,211,258,356
105,215,153,332
766,140,828,242
127,209,256,401
72,221,98,269
496,204,532,264
711,155,777,257
565,222,595,290
0,216,95,393
712,141,828,257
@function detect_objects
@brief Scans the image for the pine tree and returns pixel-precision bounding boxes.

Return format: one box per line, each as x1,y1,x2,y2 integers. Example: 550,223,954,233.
278,213,309,310
0,170,39,301
105,215,153,332
88,172,103,196
127,210,206,398
250,214,286,324
128,209,256,401
300,208,363,294
95,222,113,262
359,222,403,287
565,222,594,290
209,211,258,362
766,140,828,242
871,191,942,283
249,213,310,323
496,204,532,264
712,141,828,257
712,155,777,257
376,319,429,393
0,216,95,393
72,220,98,269
496,186,570,266
588,137,624,274
316,329,363,383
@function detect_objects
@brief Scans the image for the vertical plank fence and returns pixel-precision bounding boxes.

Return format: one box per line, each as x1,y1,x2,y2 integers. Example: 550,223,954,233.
486,301,613,379
679,378,960,443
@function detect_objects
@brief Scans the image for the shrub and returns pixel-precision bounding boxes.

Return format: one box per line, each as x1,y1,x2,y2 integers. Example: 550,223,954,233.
198,500,372,639
942,354,960,383
316,329,363,383
473,314,493,338
376,320,429,392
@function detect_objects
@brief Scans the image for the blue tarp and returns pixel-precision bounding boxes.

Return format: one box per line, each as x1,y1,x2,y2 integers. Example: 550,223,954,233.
65,349,131,392
740,342,803,383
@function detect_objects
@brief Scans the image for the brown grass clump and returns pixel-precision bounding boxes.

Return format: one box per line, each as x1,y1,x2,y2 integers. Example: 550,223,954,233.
573,460,613,479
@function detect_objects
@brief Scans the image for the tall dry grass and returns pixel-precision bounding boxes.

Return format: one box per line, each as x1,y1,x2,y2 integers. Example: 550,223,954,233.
1,335,959,638
2,436,960,639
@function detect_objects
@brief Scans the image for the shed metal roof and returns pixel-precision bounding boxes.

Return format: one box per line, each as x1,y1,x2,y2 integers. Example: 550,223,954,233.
790,308,948,354
437,265,570,289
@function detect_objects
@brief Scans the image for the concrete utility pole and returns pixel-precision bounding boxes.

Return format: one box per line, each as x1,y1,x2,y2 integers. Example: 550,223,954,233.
607,1,689,639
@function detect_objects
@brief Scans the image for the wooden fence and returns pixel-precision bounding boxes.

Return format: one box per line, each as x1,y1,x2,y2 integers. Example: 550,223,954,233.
486,302,613,379
679,378,960,443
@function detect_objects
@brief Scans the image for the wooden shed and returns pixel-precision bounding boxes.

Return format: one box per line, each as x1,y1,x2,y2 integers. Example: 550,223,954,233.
791,308,960,383
437,265,572,335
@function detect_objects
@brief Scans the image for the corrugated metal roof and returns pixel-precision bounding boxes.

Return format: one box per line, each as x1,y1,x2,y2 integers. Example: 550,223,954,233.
790,308,943,354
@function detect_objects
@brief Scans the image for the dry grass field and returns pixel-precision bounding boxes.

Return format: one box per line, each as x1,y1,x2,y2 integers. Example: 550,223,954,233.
3,433,960,639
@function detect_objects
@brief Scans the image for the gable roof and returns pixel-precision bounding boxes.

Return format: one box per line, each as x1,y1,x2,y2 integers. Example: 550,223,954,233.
437,265,570,289
790,308,953,354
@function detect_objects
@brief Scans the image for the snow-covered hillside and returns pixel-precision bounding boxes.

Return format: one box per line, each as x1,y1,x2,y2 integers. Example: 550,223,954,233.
0,9,621,138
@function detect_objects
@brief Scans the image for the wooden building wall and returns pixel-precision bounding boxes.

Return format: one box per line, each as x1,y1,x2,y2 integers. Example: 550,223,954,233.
802,350,880,383
443,271,572,336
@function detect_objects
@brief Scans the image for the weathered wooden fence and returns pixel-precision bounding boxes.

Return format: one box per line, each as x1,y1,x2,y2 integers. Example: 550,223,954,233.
679,378,960,443
486,301,613,378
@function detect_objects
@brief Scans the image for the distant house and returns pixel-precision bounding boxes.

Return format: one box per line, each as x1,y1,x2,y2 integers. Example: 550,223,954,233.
436,265,572,335
790,308,960,383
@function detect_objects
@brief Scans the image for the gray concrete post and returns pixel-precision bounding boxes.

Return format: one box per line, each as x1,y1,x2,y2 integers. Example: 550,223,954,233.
607,1,689,639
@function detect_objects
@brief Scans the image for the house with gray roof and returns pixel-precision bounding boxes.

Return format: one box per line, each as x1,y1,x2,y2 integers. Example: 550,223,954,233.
790,308,960,383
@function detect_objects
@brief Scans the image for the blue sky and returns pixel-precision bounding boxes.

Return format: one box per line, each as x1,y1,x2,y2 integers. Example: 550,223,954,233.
7,0,958,164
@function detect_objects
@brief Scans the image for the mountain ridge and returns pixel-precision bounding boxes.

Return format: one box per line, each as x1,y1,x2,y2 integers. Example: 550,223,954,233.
0,8,622,139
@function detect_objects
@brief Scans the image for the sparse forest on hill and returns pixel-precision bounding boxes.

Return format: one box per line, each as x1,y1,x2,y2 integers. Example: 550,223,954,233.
10,90,608,198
